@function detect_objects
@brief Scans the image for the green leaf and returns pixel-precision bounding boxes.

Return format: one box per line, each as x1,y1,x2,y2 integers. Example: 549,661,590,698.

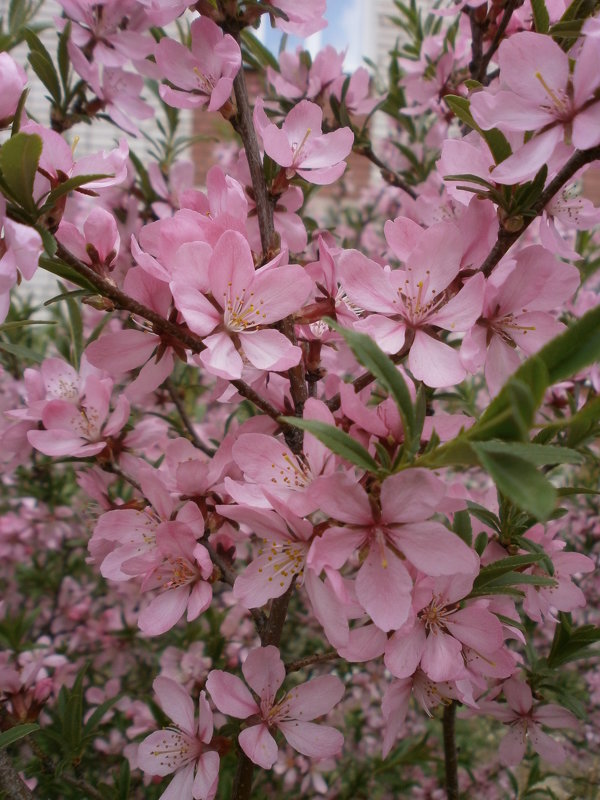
0,319,55,331
452,509,472,546
82,694,122,737
540,304,600,384
443,95,511,163
474,553,547,585
471,440,584,466
64,285,84,367
470,443,556,521
241,28,279,70
279,417,381,473
0,723,40,750
326,320,415,446
40,174,107,210
548,614,600,667
0,132,43,214
39,256,97,291
28,50,61,103
531,0,550,32
0,340,45,362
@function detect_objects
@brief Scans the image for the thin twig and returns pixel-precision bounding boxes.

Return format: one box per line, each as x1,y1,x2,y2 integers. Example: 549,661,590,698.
480,144,600,277
472,1,521,83
442,701,459,800
165,377,215,456
285,650,338,674
0,749,34,800
355,146,418,199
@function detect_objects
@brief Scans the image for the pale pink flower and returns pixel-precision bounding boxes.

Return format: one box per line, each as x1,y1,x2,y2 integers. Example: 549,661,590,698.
308,469,479,631
470,32,600,183
339,216,485,387
255,99,354,185
384,574,504,683
155,16,241,111
138,677,219,800
206,646,344,769
482,678,577,765
170,230,312,380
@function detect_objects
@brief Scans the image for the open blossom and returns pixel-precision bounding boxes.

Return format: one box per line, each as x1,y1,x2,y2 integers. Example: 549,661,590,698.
339,216,484,387
308,469,479,631
155,16,241,111
206,646,344,769
481,678,578,766
255,99,354,185
0,197,43,322
470,32,600,182
265,0,327,36
138,677,219,800
170,230,313,380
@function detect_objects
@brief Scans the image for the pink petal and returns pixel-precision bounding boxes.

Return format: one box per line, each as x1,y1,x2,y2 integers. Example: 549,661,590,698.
138,585,190,636
408,330,466,388
239,724,278,769
283,675,344,721
205,671,258,718
153,676,195,734
420,630,464,682
392,521,478,576
380,469,445,523
498,724,527,766
528,723,566,764
384,625,427,678
278,721,343,760
240,329,302,372
242,646,285,705
193,750,220,800
356,546,412,631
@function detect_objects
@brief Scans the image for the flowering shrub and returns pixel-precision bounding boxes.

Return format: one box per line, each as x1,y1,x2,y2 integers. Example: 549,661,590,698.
0,1,599,799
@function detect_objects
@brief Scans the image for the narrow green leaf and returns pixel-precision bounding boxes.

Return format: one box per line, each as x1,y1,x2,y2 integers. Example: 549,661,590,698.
82,695,122,737
452,509,472,546
279,417,380,473
241,28,279,70
28,50,61,103
0,132,43,214
531,0,550,32
0,319,55,331
470,444,556,521
473,440,584,466
474,553,547,586
443,95,511,163
39,256,97,291
0,341,45,362
0,723,40,750
327,320,415,444
41,174,107,209
540,304,600,384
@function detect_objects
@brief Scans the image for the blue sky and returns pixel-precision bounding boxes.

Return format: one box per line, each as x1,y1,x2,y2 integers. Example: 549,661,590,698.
257,0,367,71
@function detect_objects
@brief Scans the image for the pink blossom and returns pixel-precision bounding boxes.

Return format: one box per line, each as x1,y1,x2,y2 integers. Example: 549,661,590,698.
482,678,578,765
308,469,479,631
138,677,219,800
0,197,43,322
470,32,600,182
339,217,485,387
206,646,344,769
155,16,241,112
255,99,354,185
0,52,27,124
170,230,312,380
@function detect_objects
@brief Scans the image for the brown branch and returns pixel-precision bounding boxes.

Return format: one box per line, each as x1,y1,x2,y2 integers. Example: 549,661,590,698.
165,377,215,456
230,63,277,257
442,701,459,800
0,750,34,800
326,332,415,412
480,144,600,278
62,774,106,800
354,146,417,199
285,650,338,674
471,1,522,83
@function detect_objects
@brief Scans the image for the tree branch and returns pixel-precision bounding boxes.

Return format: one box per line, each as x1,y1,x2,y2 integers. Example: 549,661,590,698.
442,701,459,800
165,377,215,456
0,749,34,800
480,145,600,277
285,650,338,674
354,146,418,199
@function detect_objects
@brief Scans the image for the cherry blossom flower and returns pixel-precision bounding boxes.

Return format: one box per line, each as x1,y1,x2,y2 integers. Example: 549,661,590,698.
339,216,485,387
155,16,241,112
255,99,354,185
470,32,600,183
481,678,578,766
138,677,219,800
170,230,313,380
265,0,327,37
206,646,344,769
308,469,479,631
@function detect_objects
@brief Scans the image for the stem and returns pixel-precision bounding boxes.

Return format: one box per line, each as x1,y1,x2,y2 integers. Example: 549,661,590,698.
355,146,418,199
442,702,459,800
480,145,600,277
165,377,215,456
285,650,338,674
0,750,33,800
230,57,277,257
